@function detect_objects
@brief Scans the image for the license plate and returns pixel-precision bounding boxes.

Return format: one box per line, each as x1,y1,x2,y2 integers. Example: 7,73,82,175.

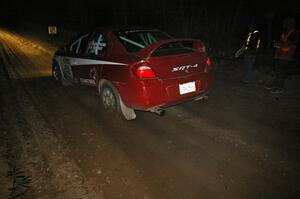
179,81,196,95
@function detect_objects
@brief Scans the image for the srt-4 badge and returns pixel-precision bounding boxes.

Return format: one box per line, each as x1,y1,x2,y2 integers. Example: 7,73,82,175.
172,64,198,72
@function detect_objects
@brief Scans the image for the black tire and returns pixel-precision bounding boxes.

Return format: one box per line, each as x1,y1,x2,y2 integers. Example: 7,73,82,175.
52,63,62,83
100,81,136,120
100,84,121,114
52,62,70,86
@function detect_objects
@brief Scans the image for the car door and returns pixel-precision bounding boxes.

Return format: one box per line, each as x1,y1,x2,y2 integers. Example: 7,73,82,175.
71,32,108,86
61,34,89,80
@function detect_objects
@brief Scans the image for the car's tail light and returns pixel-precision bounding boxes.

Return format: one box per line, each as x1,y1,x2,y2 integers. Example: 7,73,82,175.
204,57,212,73
132,62,156,78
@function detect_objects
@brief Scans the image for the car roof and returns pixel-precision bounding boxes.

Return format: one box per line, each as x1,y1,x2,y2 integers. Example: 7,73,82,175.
93,26,161,33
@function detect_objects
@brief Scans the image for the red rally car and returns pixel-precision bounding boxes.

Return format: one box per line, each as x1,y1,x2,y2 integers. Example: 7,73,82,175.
52,27,213,120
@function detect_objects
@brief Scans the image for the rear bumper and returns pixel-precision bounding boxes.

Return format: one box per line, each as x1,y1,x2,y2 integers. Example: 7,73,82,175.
119,72,213,111
146,90,210,112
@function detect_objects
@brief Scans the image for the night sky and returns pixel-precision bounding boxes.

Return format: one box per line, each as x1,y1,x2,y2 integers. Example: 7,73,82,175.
1,0,300,49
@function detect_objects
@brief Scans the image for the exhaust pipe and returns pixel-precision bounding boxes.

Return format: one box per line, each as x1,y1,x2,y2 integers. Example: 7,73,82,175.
151,108,165,116
194,95,208,101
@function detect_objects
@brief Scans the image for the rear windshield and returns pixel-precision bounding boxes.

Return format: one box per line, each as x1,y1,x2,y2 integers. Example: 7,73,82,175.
114,30,171,53
152,41,193,56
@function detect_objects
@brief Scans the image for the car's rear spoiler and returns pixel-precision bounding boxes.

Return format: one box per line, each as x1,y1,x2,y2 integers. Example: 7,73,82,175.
137,38,206,59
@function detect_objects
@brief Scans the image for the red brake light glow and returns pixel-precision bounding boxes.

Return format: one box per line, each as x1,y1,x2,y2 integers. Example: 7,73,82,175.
133,63,156,78
205,57,212,72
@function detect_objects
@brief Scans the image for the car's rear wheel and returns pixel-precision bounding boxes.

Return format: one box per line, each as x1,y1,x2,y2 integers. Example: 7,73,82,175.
101,85,119,112
100,82,136,120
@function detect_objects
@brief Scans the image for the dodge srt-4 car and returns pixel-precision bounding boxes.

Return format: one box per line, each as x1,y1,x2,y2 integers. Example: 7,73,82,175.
52,27,213,120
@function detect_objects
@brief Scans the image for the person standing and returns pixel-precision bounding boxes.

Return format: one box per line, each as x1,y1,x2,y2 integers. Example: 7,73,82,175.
267,17,299,93
240,24,261,83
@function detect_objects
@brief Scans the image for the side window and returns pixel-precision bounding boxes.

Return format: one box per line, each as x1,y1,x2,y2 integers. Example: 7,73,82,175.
86,33,107,56
70,40,80,53
69,34,89,54
78,35,89,54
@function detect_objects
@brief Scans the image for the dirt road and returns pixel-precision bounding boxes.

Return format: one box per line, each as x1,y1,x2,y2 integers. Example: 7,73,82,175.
0,28,299,199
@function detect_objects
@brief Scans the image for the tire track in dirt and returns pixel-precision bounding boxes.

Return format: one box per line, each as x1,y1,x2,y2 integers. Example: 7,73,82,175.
0,30,101,198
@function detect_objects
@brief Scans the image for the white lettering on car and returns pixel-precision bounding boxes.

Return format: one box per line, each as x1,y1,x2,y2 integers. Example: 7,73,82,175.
172,64,198,72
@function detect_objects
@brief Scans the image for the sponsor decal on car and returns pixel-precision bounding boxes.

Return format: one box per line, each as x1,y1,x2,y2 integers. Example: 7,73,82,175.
56,56,128,66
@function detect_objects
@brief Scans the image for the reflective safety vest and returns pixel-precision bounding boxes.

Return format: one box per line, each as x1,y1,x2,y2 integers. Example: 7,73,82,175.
245,30,260,50
274,29,298,61
242,30,261,56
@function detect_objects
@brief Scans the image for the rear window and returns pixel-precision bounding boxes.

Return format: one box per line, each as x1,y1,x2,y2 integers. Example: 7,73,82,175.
152,41,193,56
114,30,171,53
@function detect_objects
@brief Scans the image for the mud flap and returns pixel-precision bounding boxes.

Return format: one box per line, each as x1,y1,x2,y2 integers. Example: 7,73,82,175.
119,95,136,120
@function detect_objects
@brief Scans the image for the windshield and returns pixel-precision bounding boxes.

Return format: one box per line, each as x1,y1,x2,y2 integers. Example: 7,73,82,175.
114,29,171,53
